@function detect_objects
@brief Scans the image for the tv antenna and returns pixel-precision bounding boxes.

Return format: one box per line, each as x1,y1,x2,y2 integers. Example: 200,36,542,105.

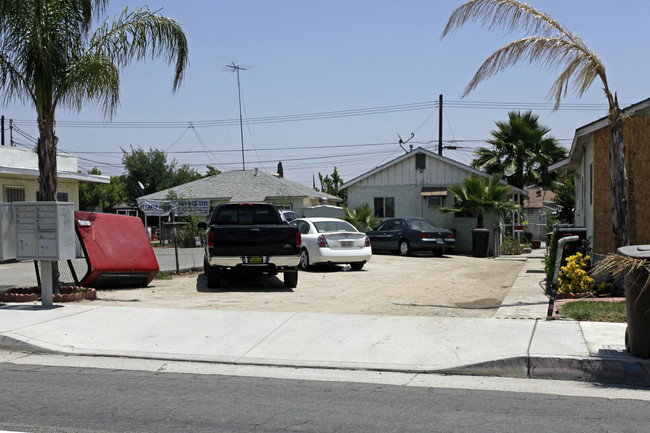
397,132,414,153
225,62,252,170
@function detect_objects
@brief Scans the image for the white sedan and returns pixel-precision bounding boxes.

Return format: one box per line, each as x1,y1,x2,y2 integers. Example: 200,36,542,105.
289,218,372,270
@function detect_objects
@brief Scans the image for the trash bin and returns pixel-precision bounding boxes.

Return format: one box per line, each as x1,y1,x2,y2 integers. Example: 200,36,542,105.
617,245,650,359
472,228,490,258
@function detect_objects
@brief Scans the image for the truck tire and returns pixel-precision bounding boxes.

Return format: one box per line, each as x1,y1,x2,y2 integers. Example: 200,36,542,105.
284,269,298,288
206,265,221,288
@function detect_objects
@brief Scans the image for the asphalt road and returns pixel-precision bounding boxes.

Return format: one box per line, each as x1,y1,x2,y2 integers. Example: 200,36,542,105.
1,362,649,433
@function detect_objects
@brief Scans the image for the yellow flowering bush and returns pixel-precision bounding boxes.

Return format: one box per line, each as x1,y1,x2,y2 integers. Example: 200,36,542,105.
558,252,594,294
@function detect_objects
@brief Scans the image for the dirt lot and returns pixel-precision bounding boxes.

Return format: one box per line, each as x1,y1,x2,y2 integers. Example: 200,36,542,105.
94,254,525,318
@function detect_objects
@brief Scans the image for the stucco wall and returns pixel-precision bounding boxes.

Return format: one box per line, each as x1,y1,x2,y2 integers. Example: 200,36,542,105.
0,146,78,172
0,175,80,209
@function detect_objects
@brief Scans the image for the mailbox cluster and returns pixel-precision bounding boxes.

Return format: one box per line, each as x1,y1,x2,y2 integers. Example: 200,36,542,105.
14,202,75,261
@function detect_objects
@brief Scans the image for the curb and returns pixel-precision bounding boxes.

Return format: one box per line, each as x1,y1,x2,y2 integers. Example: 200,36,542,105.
2,334,649,387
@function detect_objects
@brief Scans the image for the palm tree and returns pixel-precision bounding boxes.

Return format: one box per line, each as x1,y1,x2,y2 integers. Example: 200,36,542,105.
343,203,380,232
0,0,188,202
440,175,520,229
442,0,629,248
471,111,567,194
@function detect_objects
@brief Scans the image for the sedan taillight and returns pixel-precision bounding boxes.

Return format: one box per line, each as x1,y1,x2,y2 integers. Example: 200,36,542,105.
365,236,371,247
295,230,302,248
318,235,328,248
419,233,433,238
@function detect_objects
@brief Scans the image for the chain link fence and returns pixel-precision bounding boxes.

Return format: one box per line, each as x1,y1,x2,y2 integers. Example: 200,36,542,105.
36,243,204,286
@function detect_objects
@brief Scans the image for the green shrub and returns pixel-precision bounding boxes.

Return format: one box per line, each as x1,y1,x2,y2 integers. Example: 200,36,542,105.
501,236,522,255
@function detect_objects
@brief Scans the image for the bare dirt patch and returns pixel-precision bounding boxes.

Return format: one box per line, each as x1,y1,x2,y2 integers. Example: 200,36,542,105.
92,254,525,318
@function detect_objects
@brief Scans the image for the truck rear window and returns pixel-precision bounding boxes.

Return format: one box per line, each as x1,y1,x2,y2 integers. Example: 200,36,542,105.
213,205,280,225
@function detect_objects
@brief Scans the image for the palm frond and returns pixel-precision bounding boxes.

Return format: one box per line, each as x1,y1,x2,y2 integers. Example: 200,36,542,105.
56,51,119,116
462,36,594,102
442,0,564,40
90,6,189,94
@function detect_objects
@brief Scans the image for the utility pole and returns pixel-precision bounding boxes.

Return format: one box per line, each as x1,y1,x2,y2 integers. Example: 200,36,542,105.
226,62,250,170
9,118,13,147
1,115,4,146
438,94,443,155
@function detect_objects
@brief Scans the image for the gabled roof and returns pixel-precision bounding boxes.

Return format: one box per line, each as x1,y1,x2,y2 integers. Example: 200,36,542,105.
550,97,650,172
138,169,341,203
341,147,528,196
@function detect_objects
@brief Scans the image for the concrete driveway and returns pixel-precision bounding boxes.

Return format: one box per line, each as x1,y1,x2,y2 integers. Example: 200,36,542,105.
94,253,527,318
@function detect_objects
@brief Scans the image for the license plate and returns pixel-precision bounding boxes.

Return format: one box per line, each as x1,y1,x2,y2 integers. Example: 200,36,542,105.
437,238,445,245
340,241,354,248
246,256,264,264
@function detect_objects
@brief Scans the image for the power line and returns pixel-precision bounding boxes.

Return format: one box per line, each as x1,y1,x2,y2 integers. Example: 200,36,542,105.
8,99,617,130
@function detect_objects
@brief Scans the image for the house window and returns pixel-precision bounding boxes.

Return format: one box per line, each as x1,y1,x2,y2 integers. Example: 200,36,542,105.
415,153,426,171
4,187,25,202
36,191,69,202
374,197,395,218
427,196,443,207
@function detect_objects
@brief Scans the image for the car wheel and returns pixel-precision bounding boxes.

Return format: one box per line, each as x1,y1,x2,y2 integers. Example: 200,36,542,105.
299,248,311,270
433,249,443,257
206,265,221,288
350,262,365,270
399,240,411,256
284,269,298,288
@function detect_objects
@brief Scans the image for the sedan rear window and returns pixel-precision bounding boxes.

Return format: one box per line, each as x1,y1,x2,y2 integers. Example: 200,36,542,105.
407,219,439,230
314,221,357,233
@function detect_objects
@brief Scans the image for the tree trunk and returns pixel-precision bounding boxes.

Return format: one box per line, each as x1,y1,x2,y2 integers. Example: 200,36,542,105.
609,107,630,248
476,212,485,229
37,112,61,293
37,113,58,201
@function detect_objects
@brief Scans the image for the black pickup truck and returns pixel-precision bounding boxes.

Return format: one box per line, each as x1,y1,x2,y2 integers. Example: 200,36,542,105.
199,202,301,288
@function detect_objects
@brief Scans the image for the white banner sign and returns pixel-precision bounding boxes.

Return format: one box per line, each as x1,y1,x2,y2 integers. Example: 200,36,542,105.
137,199,210,217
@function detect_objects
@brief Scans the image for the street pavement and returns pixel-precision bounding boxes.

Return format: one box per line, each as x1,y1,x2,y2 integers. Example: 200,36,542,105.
1,255,650,387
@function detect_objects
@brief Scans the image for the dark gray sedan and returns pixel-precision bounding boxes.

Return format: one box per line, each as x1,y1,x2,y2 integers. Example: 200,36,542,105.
366,218,455,256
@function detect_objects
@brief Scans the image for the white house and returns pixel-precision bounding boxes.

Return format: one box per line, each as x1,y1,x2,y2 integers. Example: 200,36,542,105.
341,147,527,255
0,145,109,207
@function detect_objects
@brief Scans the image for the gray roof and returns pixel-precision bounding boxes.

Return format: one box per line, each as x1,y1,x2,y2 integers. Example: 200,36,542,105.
138,169,341,203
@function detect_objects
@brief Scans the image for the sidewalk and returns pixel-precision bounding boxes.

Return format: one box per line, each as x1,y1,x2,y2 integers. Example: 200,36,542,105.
1,258,650,387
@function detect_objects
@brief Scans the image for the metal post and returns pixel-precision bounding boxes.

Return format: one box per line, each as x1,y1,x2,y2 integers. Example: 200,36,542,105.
546,235,580,320
174,225,180,274
41,261,54,307
438,94,443,155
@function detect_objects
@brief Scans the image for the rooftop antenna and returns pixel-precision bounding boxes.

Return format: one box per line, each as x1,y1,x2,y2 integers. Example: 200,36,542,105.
225,62,252,170
397,132,414,153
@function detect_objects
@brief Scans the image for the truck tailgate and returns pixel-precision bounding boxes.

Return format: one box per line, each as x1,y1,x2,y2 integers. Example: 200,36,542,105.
210,225,298,256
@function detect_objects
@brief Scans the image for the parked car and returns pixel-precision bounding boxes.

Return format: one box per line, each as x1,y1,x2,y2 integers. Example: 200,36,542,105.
279,210,300,222
366,218,455,256
290,217,372,270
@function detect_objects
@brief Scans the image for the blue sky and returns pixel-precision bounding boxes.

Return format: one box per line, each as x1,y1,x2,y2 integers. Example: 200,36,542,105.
4,0,650,188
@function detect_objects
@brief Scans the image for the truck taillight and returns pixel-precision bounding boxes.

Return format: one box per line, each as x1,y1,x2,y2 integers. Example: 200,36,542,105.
318,235,328,248
365,236,371,247
295,230,301,248
208,231,214,248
